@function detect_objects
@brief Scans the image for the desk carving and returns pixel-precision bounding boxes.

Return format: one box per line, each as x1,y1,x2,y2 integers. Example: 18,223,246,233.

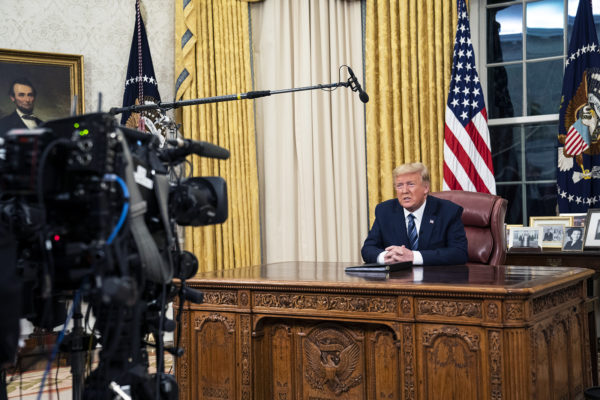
402,325,415,399
489,330,502,400
177,262,594,399
254,292,398,314
504,302,524,320
417,299,482,318
487,302,499,320
202,290,238,305
532,283,581,314
303,326,363,395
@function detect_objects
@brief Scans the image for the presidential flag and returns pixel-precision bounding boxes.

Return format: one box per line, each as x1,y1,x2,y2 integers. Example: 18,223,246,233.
121,0,161,131
557,0,600,213
443,0,496,194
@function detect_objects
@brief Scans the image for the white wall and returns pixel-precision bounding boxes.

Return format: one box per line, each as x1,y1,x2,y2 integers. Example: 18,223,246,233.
0,0,175,114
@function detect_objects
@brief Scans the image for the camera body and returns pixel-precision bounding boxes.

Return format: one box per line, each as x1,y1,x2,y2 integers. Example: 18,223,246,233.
0,112,227,399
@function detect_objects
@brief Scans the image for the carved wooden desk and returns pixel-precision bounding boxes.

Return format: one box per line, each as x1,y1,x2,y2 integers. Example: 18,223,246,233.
177,263,594,400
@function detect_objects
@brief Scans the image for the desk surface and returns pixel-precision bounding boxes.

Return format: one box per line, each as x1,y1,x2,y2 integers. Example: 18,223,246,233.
192,262,593,296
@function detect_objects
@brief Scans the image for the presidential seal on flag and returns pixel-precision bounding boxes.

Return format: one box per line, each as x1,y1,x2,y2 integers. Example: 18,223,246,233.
556,0,600,213
558,68,600,181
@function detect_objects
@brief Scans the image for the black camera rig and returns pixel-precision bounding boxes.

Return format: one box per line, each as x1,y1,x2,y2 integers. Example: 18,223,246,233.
0,112,228,400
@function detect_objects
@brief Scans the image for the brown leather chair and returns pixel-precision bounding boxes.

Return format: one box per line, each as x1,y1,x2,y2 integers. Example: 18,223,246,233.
430,190,508,266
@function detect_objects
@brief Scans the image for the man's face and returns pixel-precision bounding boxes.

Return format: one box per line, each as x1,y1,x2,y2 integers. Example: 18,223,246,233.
10,83,35,114
395,172,429,212
571,229,582,241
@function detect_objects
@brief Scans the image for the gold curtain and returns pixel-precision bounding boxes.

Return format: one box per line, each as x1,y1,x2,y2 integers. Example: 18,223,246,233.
365,0,458,223
175,0,261,272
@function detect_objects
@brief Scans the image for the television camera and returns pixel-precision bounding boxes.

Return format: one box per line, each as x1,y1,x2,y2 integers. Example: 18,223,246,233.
0,112,228,399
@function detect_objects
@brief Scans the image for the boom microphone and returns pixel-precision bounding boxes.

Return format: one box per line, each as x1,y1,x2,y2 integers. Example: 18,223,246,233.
159,138,230,161
347,66,369,104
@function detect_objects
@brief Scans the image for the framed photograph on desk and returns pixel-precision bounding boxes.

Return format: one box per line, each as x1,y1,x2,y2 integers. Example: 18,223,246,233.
505,224,523,249
583,209,600,250
529,216,573,248
562,226,584,251
560,212,586,227
508,227,542,249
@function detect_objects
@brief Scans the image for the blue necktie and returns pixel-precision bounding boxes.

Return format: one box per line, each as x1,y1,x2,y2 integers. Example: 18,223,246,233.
407,213,418,250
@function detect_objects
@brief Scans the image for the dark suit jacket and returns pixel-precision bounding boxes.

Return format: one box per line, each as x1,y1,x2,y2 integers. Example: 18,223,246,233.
564,239,582,250
0,111,41,136
361,195,468,265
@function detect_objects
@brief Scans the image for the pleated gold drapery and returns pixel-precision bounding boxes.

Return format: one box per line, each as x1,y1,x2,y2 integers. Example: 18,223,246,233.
175,0,261,272
365,0,458,223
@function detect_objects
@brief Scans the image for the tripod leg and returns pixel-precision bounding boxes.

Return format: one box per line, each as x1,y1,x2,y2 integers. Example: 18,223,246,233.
0,369,7,400
70,303,85,400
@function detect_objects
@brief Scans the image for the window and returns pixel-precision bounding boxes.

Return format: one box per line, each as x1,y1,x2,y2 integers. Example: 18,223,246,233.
477,0,600,224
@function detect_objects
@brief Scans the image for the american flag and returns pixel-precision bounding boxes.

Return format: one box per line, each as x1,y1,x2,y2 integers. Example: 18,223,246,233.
443,0,496,194
121,0,161,129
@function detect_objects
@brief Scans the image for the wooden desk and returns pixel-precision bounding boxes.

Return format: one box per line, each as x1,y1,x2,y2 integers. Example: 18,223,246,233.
177,263,594,400
506,249,600,386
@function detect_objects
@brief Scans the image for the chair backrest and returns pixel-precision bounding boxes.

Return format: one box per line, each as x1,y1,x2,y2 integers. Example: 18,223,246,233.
430,190,508,266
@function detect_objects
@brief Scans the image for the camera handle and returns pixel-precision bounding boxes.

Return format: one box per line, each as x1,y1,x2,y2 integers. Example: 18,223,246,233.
108,64,366,116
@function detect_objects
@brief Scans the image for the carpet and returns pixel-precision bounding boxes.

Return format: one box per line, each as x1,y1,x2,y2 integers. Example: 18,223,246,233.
6,351,174,400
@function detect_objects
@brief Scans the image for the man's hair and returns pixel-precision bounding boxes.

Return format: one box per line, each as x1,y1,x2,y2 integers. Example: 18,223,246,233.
8,77,36,97
393,162,430,183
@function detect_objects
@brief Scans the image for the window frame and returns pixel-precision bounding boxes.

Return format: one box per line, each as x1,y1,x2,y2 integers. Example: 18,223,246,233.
472,0,570,224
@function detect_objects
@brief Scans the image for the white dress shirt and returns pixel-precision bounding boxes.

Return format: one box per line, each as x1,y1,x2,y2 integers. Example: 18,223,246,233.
16,109,39,129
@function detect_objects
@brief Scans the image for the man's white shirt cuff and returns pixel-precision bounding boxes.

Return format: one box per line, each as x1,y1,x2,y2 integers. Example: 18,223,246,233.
412,251,423,265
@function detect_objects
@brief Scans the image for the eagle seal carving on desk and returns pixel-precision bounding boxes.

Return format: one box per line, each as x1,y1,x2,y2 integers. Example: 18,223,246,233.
303,327,362,395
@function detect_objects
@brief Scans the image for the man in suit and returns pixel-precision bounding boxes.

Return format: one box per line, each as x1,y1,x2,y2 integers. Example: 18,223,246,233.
518,232,532,247
543,229,554,242
564,227,583,250
0,78,43,136
361,162,468,265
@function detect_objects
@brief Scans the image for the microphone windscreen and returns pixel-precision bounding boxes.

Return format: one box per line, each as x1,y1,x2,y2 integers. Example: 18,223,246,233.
359,91,369,103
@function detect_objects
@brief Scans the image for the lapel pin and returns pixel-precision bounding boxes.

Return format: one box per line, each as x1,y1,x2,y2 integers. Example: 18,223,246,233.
429,219,434,224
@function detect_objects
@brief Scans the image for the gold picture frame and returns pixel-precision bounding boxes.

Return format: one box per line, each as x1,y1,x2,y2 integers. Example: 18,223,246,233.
529,216,573,248
505,224,523,249
0,48,84,125
508,226,542,249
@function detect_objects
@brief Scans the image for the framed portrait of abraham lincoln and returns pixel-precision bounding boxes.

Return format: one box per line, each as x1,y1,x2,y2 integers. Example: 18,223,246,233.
0,48,84,132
